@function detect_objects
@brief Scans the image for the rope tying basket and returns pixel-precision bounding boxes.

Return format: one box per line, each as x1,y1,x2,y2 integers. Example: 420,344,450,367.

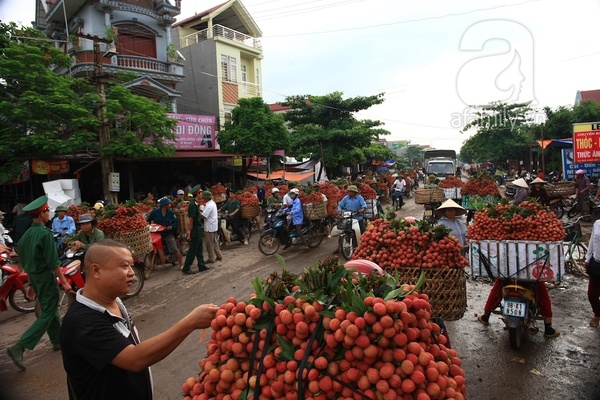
106,225,152,257
240,204,260,219
414,189,445,204
302,202,328,220
385,266,467,320
546,182,576,197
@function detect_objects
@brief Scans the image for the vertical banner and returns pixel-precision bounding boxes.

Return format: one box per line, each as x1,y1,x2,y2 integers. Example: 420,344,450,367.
573,122,600,163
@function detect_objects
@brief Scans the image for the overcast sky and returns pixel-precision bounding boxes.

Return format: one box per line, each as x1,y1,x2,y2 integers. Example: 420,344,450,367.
2,0,600,153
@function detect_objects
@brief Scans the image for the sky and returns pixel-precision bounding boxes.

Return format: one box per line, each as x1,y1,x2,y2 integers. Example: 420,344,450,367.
2,0,600,153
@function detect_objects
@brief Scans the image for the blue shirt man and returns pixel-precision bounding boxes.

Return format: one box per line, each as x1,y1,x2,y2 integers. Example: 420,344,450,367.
338,185,367,222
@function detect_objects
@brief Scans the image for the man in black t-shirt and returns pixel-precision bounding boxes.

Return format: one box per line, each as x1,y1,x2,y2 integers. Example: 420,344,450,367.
60,240,217,400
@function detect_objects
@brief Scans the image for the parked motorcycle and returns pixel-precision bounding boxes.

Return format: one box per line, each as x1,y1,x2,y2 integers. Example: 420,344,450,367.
336,211,362,260
0,252,34,313
217,211,252,246
258,210,322,255
422,202,441,223
145,223,184,278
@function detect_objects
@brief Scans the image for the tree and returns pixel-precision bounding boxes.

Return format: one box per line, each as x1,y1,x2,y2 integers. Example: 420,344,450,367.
404,146,425,168
0,23,177,190
280,92,390,178
216,97,290,186
459,102,532,164
363,143,396,163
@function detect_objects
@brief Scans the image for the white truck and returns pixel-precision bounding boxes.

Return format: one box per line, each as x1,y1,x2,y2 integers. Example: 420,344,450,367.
423,150,457,178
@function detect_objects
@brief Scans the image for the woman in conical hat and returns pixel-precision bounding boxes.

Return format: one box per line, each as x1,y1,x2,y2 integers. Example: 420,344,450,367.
529,177,550,207
512,178,529,205
435,199,467,246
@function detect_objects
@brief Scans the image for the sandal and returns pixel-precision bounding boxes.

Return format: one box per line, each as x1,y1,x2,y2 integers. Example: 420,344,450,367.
304,246,310,252
590,317,600,328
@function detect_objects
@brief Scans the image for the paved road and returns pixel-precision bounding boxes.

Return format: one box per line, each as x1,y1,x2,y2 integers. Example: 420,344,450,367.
1,194,599,399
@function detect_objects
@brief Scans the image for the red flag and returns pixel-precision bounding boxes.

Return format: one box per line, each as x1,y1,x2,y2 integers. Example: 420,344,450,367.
272,150,285,157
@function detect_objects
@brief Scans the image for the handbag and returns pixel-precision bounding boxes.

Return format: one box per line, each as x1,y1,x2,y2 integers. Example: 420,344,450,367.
588,258,600,280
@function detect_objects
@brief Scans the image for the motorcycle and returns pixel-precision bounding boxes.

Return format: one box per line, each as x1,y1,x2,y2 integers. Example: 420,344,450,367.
258,210,322,255
392,188,404,210
0,251,34,313
336,211,362,260
422,202,441,223
145,223,185,278
217,211,252,246
496,279,543,349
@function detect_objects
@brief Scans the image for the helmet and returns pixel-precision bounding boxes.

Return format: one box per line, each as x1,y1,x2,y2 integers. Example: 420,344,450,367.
576,169,585,175
159,197,172,207
93,202,104,211
271,188,280,194
289,188,299,195
344,260,385,277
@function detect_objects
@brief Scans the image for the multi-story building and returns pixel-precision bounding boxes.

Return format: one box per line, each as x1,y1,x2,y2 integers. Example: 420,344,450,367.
37,0,185,112
172,0,263,126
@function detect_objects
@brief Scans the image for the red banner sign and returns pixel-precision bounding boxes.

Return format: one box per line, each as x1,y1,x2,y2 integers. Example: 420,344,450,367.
573,122,600,163
32,160,69,175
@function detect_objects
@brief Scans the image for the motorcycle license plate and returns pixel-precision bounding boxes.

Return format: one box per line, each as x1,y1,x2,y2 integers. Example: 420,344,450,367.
503,301,526,318
424,210,433,217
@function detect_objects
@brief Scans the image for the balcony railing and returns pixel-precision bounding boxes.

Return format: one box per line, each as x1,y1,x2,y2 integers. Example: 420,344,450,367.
116,55,169,73
180,24,262,50
240,81,261,97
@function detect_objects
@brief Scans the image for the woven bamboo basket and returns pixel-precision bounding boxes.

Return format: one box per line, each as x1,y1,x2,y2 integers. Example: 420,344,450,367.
241,204,260,219
546,182,576,197
176,211,190,235
303,202,328,220
414,189,445,204
107,225,152,257
385,267,467,321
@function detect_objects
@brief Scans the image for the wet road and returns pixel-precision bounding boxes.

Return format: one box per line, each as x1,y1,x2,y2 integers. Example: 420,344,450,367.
1,195,599,399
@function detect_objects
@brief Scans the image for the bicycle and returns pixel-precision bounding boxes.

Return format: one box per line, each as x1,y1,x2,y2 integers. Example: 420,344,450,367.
547,218,588,289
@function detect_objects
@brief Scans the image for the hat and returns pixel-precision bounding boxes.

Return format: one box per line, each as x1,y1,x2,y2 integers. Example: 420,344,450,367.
428,175,436,182
93,202,104,211
576,169,585,175
190,184,202,195
371,178,377,184
187,193,193,198
271,187,280,194
159,197,172,207
23,196,49,215
347,185,359,193
435,199,467,216
289,188,300,195
177,189,184,195
513,178,529,188
201,191,213,199
313,185,321,190
392,173,398,178
55,205,68,212
78,214,93,224
530,177,545,184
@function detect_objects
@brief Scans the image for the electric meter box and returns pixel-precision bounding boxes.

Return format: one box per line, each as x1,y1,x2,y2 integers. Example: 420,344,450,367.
110,172,120,192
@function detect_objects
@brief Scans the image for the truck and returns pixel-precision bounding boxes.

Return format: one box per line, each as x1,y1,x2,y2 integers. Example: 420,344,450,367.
423,150,457,178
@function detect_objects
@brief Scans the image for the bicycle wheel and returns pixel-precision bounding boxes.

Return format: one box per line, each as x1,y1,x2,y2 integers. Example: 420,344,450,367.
306,225,323,248
567,201,581,219
35,291,75,321
570,243,589,277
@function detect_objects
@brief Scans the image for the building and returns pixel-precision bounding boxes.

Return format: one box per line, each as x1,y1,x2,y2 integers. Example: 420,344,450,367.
172,0,263,126
575,89,600,106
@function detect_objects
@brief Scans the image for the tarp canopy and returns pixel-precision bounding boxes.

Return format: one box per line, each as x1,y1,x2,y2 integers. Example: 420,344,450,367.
283,159,319,172
247,171,314,181
537,138,573,149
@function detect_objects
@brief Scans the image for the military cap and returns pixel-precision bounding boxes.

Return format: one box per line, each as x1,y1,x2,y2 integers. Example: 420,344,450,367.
190,184,202,195
23,196,49,215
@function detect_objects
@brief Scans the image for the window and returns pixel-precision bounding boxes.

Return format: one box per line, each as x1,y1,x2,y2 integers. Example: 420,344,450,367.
256,68,260,86
115,23,157,58
221,55,237,83
241,65,247,82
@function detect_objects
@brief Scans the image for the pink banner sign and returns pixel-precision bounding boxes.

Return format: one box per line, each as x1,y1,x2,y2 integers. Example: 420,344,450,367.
167,113,217,150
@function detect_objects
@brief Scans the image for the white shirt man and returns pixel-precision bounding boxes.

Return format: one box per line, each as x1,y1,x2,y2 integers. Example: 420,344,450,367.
201,192,222,263
393,178,406,192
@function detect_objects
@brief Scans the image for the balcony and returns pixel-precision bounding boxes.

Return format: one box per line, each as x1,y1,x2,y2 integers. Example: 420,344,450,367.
180,24,262,50
116,55,169,73
240,81,261,97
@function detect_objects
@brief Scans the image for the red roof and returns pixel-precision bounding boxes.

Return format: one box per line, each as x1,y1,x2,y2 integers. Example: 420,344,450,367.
269,104,292,112
580,90,600,105
172,1,229,28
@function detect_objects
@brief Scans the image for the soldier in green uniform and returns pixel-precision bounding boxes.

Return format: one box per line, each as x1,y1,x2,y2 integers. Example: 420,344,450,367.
6,196,72,370
182,185,209,274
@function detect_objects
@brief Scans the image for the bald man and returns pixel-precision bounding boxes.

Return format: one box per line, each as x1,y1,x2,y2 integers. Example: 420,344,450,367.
60,240,217,399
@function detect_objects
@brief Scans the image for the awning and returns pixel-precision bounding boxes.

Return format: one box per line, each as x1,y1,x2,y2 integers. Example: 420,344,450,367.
537,138,573,149
283,159,319,172
247,171,315,181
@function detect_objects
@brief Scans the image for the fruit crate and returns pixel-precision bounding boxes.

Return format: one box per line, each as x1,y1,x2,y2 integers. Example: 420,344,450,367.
469,240,565,282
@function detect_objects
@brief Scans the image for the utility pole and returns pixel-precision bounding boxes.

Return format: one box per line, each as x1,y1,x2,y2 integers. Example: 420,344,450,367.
541,122,545,176
76,33,117,204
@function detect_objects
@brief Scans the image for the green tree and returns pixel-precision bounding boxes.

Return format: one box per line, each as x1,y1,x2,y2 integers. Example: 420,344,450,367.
405,146,425,168
363,143,395,162
459,102,532,164
216,97,290,186
0,23,177,188
280,92,390,178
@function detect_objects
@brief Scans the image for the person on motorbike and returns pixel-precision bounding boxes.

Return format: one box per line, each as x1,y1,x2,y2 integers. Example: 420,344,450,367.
435,199,467,246
267,188,283,208
392,175,406,209
51,204,76,254
146,197,184,267
529,177,550,207
511,178,529,205
333,185,367,253
284,188,309,251
69,214,105,251
221,192,248,245
424,174,439,188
